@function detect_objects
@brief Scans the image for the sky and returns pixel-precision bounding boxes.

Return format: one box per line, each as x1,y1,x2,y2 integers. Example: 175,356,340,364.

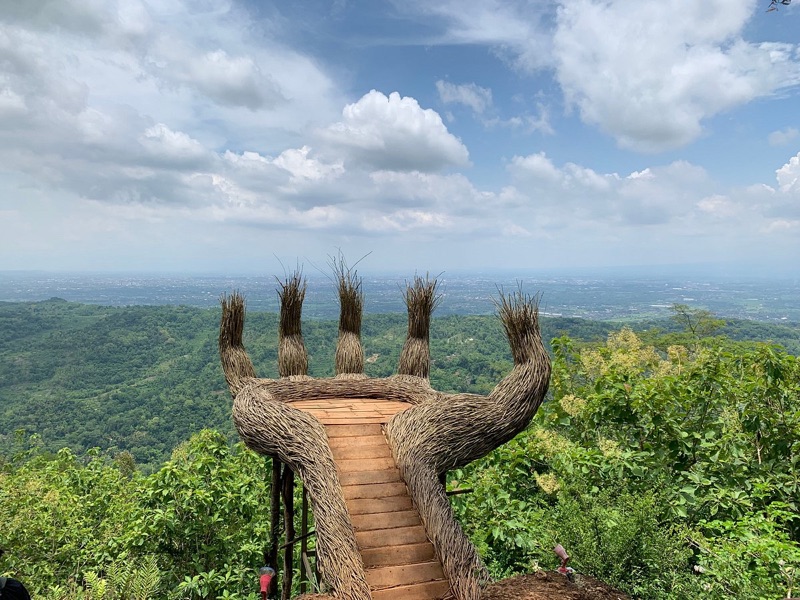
1,0,799,276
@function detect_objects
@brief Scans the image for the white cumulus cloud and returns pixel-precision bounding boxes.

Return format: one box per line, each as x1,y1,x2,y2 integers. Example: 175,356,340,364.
139,124,210,167
403,0,800,152
510,154,716,225
321,90,470,172
553,0,800,152
273,146,344,183
148,40,284,110
776,152,800,194
697,194,738,218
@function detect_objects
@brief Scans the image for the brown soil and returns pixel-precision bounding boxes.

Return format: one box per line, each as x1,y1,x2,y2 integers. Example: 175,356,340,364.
483,571,630,600
295,571,630,600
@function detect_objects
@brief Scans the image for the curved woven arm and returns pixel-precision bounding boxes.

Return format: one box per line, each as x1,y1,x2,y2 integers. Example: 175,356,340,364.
385,291,551,600
233,385,371,600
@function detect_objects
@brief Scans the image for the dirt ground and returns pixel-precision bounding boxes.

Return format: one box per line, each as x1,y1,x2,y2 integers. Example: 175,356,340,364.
295,571,630,600
482,571,630,600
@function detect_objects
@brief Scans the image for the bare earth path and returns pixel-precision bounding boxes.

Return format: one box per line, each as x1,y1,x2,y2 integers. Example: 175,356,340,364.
291,398,450,600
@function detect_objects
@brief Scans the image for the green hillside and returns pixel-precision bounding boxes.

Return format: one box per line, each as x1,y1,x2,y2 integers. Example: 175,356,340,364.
1,298,798,467
1,299,799,599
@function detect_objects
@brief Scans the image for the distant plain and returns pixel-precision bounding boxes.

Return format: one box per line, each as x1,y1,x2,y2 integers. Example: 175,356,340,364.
1,270,798,322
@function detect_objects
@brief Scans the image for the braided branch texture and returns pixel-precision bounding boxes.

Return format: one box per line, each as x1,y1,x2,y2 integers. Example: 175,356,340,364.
219,273,550,600
385,291,551,600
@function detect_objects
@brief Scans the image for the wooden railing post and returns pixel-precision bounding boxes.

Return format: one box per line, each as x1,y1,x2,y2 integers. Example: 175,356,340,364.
267,458,282,598
299,486,309,594
267,459,319,598
281,467,295,600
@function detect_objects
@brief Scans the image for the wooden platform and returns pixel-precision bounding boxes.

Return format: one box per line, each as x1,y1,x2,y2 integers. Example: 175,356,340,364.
290,398,412,425
293,399,450,600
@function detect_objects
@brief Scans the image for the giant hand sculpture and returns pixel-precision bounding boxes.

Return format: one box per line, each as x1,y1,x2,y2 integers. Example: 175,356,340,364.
219,267,550,600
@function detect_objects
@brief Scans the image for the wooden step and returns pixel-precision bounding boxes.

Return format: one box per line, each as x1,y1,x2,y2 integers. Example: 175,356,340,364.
346,495,413,515
327,434,386,450
325,424,383,438
342,481,408,500
356,525,429,549
336,457,397,472
330,440,393,460
370,579,450,600
321,417,389,424
366,560,445,589
361,542,436,568
338,468,401,486
351,510,422,532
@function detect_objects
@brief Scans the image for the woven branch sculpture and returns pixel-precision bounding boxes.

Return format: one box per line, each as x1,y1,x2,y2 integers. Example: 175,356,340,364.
220,268,551,600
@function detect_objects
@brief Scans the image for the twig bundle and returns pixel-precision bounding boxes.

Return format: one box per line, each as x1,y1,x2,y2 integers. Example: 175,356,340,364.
398,275,441,378
218,292,256,395
333,259,364,375
278,272,308,377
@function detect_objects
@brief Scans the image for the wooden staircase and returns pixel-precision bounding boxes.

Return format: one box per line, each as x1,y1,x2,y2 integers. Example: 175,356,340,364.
291,400,450,600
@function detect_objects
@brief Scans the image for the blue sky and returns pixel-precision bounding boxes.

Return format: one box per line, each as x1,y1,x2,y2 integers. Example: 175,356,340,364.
0,0,798,276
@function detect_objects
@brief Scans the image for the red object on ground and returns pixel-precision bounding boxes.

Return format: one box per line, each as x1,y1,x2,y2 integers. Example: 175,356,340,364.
554,544,571,575
260,573,273,593
259,566,275,599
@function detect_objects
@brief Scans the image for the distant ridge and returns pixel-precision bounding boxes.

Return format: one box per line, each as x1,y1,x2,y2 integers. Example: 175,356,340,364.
1,272,798,321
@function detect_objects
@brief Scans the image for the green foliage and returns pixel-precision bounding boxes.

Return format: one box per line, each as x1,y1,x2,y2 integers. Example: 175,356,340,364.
691,503,800,599
2,300,800,598
550,490,703,599
0,431,273,599
0,301,622,466
450,326,800,599
670,303,726,339
0,445,141,594
50,556,161,600
125,430,271,599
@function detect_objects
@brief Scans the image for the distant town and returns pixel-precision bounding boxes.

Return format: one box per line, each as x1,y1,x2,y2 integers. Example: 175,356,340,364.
2,270,798,323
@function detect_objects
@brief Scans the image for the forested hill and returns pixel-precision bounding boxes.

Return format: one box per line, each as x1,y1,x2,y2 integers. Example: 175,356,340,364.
1,298,798,467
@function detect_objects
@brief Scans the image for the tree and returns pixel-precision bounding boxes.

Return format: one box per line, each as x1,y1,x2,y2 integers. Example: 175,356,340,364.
670,303,725,339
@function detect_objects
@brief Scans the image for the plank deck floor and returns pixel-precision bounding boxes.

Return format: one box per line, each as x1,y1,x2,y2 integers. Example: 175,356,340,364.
292,398,450,600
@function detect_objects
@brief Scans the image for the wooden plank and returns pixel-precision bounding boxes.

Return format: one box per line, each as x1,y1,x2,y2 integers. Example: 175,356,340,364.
366,561,445,589
331,442,393,460
370,579,450,600
342,481,408,500
338,468,401,486
335,457,396,472
356,525,428,549
327,435,386,450
361,542,436,568
325,424,383,438
350,510,421,532
320,417,388,425
346,495,413,515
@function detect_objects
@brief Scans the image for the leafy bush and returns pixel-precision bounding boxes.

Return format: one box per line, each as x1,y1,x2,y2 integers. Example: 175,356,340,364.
450,327,800,599
1,431,272,599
